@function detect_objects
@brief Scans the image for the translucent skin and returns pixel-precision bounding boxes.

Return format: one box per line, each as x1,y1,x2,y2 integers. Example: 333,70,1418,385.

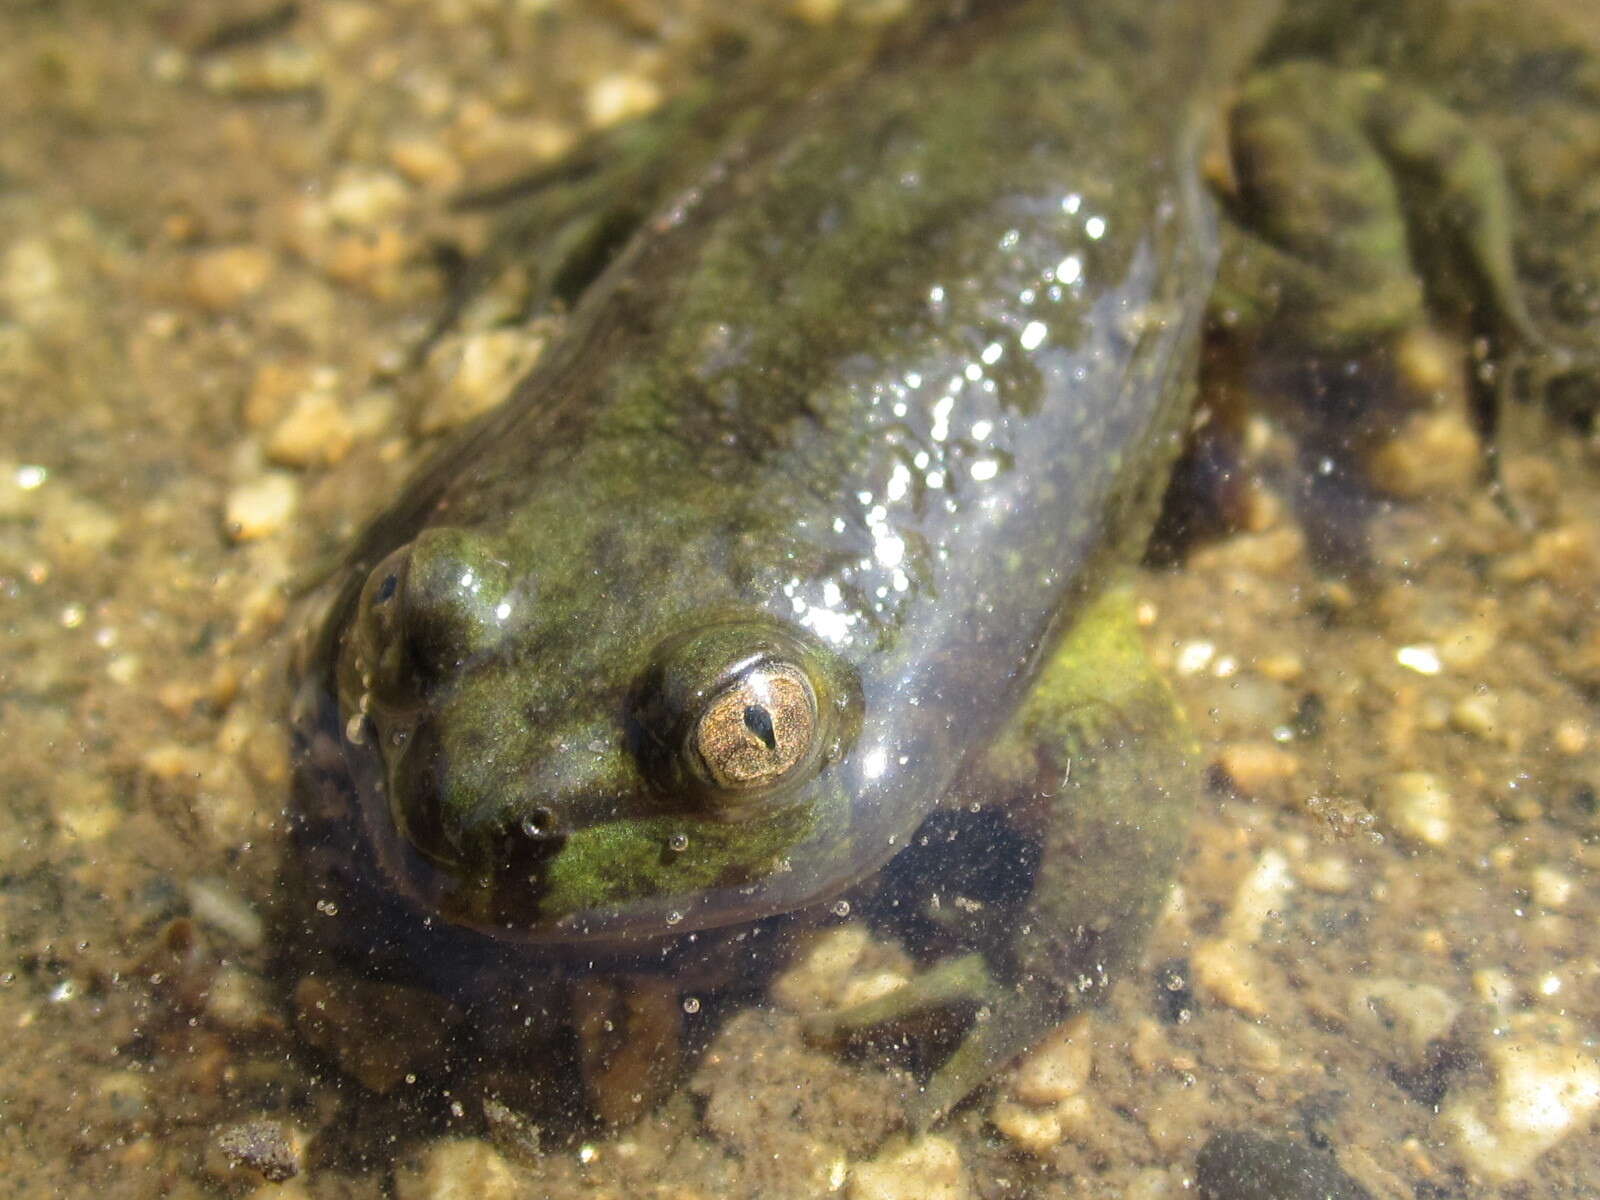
293,0,1239,949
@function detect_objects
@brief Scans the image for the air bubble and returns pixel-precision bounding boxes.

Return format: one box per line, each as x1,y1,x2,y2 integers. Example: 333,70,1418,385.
666,910,684,926
683,996,701,1014
668,832,689,853
831,899,851,918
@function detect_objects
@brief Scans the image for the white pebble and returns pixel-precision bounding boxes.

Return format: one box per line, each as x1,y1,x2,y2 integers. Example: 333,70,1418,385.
1011,1014,1093,1104
225,473,299,541
1375,772,1453,848
185,877,265,948
849,1136,970,1200
585,73,661,129
1443,1015,1600,1182
1395,644,1442,675
990,1099,1063,1156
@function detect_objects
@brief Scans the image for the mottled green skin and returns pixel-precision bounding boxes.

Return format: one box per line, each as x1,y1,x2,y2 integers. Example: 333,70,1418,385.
297,0,1243,948
1261,0,1600,421
288,0,1563,1124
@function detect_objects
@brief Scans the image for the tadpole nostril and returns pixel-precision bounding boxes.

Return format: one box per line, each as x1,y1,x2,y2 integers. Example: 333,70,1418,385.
520,807,556,839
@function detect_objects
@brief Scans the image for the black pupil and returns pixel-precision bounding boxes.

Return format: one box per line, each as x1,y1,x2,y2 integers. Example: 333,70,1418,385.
743,704,777,751
375,572,398,604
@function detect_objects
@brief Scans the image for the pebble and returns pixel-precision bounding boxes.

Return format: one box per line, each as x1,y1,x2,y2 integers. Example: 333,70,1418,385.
244,362,314,431
203,965,284,1035
185,877,265,948
1146,1077,1215,1155
38,492,121,564
1297,854,1354,894
388,135,464,190
453,110,575,175
1449,690,1500,739
1215,742,1301,797
1443,1014,1600,1182
2,236,65,326
1553,718,1589,756
184,245,276,312
1394,324,1459,396
323,227,415,296
323,167,411,230
266,386,358,468
1367,410,1481,498
1188,526,1305,575
198,43,325,95
991,1014,1097,1155
293,975,462,1093
584,72,662,129
225,472,300,541
1010,1014,1093,1105
1472,968,1518,1013
1434,608,1502,671
1529,865,1575,909
849,1136,970,1200
1195,1130,1371,1200
1346,978,1461,1064
92,1070,150,1125
1192,849,1295,1017
1494,522,1598,587
771,925,872,1012
394,1139,522,1200
1223,1017,1284,1074
1221,849,1294,945
1192,939,1269,1018
990,1099,1065,1156
1255,651,1304,683
419,329,544,434
52,771,121,843
1374,771,1453,848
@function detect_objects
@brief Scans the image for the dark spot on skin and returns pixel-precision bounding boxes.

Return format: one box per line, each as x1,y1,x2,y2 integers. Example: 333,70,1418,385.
743,704,777,750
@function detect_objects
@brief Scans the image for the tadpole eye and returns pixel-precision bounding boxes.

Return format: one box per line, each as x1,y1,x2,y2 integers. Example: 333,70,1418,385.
633,617,859,814
692,662,817,792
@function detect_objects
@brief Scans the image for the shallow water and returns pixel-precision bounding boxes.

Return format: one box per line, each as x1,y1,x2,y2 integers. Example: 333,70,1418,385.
3,2,1600,1197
